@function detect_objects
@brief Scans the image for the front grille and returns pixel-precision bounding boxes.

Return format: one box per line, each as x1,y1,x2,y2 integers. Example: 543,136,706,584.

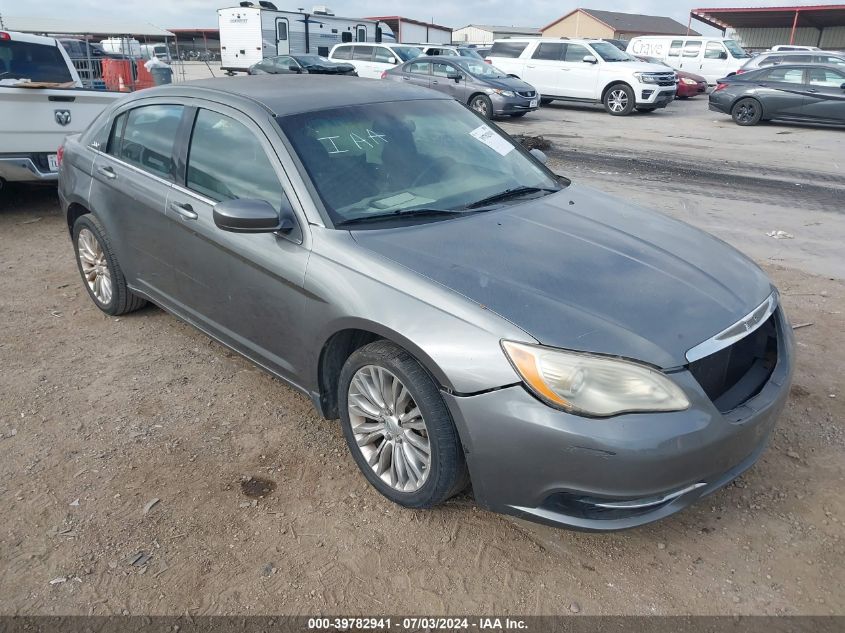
655,73,677,87
517,90,536,98
689,313,778,412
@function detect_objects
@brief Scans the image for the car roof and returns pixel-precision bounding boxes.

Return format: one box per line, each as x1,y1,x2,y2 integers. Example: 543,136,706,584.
133,75,450,117
743,63,843,73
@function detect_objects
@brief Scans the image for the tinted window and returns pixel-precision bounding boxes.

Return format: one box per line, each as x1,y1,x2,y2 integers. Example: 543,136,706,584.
489,41,528,58
432,62,454,77
0,39,73,83
819,56,845,66
683,41,702,58
187,110,286,211
407,61,430,75
373,47,393,63
668,40,683,57
591,41,631,61
115,105,183,179
392,46,421,62
352,46,374,61
704,42,726,59
765,67,804,83
273,56,296,70
332,45,352,60
758,55,784,67
807,68,845,87
532,43,564,60
783,54,811,63
564,44,589,62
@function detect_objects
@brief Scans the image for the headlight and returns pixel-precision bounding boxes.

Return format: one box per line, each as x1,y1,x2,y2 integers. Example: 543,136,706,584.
501,341,690,417
633,72,661,84
681,77,698,85
485,88,515,97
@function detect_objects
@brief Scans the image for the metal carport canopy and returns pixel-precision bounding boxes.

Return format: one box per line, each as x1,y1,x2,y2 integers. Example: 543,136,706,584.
691,5,845,31
0,16,173,38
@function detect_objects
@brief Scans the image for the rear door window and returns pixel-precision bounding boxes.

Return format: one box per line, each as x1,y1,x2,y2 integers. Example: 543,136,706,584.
432,62,454,77
532,43,564,60
807,68,845,88
407,61,430,75
683,41,702,58
112,105,183,180
352,46,374,61
489,41,529,58
332,46,352,60
0,39,73,83
187,109,287,212
764,67,805,84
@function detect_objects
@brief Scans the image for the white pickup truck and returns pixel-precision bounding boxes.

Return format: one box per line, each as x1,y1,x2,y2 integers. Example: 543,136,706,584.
0,30,121,185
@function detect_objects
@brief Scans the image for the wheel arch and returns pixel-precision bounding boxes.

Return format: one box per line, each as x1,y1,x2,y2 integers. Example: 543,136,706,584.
315,320,453,420
66,202,91,235
601,80,634,102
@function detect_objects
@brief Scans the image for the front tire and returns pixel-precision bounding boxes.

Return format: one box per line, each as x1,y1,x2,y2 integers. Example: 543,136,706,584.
339,340,468,509
603,83,636,116
731,97,762,126
72,214,146,316
469,94,493,118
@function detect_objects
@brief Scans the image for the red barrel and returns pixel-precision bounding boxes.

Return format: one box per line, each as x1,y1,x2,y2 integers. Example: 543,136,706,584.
102,58,133,92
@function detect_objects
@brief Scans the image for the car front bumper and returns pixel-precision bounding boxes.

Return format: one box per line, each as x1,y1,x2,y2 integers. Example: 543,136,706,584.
636,87,676,108
444,308,794,531
490,93,539,116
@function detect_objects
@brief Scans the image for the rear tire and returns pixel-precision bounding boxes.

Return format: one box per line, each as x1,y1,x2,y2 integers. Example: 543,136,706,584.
731,97,763,126
338,340,469,509
603,83,636,116
468,94,493,118
72,214,146,316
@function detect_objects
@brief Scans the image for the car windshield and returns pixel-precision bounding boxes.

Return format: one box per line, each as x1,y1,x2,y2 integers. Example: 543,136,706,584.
294,55,332,64
458,48,484,60
277,100,564,227
392,46,421,61
591,41,633,62
453,58,509,78
724,40,751,58
0,39,73,83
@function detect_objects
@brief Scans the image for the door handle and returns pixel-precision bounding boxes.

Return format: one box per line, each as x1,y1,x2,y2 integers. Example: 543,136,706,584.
526,65,536,69
169,201,198,220
96,166,116,180
807,88,819,93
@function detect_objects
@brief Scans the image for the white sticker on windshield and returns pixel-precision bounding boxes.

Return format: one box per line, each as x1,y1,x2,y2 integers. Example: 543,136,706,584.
469,125,514,157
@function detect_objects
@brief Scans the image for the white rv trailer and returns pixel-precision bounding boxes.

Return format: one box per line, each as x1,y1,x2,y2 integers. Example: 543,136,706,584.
218,2,395,72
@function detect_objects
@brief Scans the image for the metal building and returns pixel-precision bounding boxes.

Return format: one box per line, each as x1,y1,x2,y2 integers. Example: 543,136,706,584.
365,16,451,44
451,24,541,46
691,5,845,51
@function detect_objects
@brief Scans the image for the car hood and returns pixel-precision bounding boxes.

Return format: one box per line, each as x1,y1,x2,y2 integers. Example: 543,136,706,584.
618,61,675,73
482,76,536,92
351,183,773,368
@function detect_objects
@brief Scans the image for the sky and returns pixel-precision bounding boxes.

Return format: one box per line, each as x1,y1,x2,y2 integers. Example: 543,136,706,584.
0,0,836,32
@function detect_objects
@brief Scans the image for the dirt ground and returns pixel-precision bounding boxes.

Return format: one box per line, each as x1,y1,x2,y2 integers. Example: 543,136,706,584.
1,97,844,617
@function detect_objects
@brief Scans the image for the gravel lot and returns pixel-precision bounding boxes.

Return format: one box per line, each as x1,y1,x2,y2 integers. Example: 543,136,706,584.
1,95,843,617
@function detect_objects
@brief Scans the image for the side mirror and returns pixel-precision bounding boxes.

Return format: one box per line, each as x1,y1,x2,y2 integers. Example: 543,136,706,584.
720,52,728,60
583,55,598,64
529,148,548,164
288,64,300,72
388,56,397,64
213,198,295,234
447,71,462,81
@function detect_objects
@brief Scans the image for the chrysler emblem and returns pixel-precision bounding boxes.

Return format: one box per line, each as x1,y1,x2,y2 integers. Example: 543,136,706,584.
55,109,71,126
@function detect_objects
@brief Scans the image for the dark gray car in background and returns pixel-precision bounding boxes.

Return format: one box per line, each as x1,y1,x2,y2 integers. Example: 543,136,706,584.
58,76,793,531
383,56,539,118
710,64,845,126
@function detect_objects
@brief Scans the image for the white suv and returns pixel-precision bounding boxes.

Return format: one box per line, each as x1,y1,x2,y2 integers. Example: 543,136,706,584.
487,38,677,116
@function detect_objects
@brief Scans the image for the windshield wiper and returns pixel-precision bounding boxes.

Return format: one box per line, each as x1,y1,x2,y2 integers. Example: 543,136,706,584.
335,208,471,227
465,186,559,210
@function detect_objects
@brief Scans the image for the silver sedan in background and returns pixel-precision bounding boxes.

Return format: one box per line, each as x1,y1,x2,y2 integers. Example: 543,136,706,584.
58,76,793,531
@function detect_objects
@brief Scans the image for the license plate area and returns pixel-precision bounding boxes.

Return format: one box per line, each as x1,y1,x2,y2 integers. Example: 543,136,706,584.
47,154,59,172
530,99,538,108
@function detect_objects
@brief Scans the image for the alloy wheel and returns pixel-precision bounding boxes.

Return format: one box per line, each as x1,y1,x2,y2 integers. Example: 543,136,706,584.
735,102,756,123
77,228,113,305
347,365,431,492
608,89,629,113
471,97,489,117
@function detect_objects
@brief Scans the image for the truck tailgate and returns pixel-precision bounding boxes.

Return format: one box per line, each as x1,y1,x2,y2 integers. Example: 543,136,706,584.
0,87,122,153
